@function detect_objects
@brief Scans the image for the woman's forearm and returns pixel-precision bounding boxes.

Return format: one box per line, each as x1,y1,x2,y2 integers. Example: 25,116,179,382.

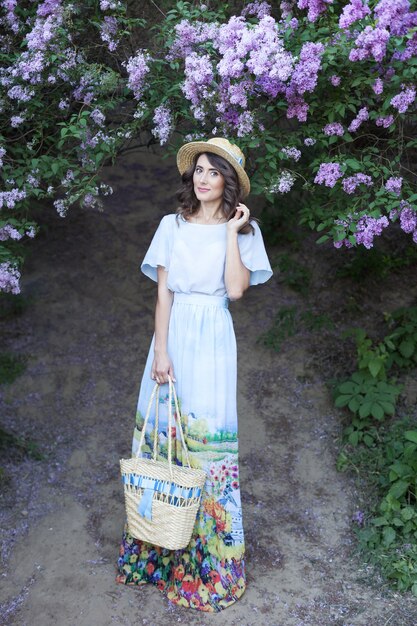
224,232,250,301
154,267,173,353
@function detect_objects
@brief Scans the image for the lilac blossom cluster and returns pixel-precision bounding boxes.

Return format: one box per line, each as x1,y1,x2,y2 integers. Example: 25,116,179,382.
124,51,151,100
348,106,368,132
99,16,119,52
342,173,373,194
375,114,394,128
314,162,343,188
323,122,344,136
167,13,297,132
0,262,21,294
267,171,296,194
281,146,301,161
385,176,402,195
335,215,389,249
398,202,417,242
390,86,416,114
151,105,172,145
297,0,333,23
338,0,371,29
349,26,390,63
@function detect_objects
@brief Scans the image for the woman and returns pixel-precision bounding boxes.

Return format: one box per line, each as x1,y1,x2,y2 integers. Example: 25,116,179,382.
116,137,273,612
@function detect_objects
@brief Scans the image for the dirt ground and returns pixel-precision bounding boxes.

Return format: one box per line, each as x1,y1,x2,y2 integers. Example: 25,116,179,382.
1,147,417,626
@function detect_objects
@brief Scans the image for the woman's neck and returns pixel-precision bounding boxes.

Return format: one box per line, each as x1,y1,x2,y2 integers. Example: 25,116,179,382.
194,201,225,224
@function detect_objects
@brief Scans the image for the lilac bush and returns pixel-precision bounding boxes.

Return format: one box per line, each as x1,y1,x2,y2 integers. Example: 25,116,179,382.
0,0,416,294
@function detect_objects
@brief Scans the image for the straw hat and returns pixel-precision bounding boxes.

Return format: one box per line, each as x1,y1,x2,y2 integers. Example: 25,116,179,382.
176,137,251,198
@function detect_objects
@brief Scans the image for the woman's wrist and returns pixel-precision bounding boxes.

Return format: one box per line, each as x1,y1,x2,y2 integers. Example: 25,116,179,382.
154,346,168,356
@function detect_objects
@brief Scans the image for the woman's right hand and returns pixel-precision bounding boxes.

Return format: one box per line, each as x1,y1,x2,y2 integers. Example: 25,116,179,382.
151,351,176,384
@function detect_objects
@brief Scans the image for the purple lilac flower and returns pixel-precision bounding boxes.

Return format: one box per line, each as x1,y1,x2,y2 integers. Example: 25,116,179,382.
58,99,69,109
0,147,5,167
8,50,46,84
26,9,64,52
0,225,22,241
0,262,21,294
372,78,384,95
282,146,301,161
304,137,316,146
289,42,325,95
37,0,63,18
90,108,105,127
26,174,40,187
390,86,416,114
314,162,343,187
151,105,172,145
0,189,27,209
99,16,119,51
349,26,390,62
289,17,299,29
242,1,271,18
374,0,412,36
53,198,68,217
339,0,371,29
167,20,217,60
297,0,333,23
286,95,309,122
100,1,120,9
348,107,368,132
26,226,36,238
393,32,417,61
3,0,20,34
399,202,417,233
10,115,25,128
323,122,344,136
352,510,365,526
236,111,255,137
342,173,373,194
268,171,296,194
280,1,294,19
125,51,151,100
7,85,34,102
330,75,341,86
385,176,402,195
183,53,214,106
355,215,389,248
375,114,394,127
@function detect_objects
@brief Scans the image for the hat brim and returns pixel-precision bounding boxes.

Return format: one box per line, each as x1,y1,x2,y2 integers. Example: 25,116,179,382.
176,141,251,198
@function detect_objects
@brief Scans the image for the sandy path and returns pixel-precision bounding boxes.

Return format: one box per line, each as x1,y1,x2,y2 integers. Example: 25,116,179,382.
0,149,415,626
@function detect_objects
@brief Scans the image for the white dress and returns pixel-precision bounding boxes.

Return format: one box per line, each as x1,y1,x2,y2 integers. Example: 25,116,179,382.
117,213,272,612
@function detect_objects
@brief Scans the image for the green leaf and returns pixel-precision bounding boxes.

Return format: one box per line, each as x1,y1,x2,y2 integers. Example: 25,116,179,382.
335,395,351,408
399,340,414,358
345,158,361,171
371,402,385,420
404,430,417,444
389,480,409,500
368,358,382,378
382,526,396,546
348,430,359,446
359,401,372,418
338,381,358,394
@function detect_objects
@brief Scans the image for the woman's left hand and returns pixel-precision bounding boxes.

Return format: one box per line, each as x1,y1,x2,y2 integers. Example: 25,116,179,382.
227,203,250,234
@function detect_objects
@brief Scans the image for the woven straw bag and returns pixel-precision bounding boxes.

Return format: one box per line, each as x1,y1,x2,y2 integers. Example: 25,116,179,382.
120,376,207,550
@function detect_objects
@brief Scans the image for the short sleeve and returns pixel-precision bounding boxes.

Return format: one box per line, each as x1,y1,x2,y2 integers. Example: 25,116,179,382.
140,214,174,282
238,221,273,286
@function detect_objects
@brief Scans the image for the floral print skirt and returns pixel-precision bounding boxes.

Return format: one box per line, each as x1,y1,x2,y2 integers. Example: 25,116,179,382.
116,293,246,612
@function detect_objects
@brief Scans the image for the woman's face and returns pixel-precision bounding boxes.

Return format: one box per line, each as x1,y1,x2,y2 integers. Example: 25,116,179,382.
193,154,225,204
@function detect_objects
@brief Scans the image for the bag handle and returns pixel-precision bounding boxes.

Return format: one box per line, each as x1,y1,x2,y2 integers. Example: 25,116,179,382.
134,376,192,472
167,375,191,470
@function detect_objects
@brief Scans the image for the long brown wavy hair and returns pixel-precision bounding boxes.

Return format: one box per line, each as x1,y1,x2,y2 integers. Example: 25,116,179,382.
176,152,254,235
